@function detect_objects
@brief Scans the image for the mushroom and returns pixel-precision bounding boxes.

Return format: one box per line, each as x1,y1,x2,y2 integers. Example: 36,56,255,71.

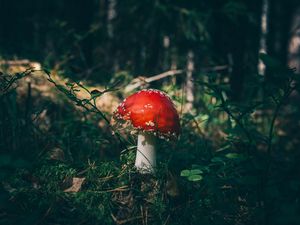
113,89,180,173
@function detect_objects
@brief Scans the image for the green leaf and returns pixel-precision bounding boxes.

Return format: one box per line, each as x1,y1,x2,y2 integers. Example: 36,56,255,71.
180,170,190,177
43,69,51,75
190,169,203,175
188,174,203,182
91,89,102,95
65,82,74,87
225,153,240,159
216,144,231,152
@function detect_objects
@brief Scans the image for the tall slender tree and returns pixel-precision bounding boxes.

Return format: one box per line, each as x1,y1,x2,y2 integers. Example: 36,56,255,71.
258,0,269,75
288,4,300,72
185,50,194,112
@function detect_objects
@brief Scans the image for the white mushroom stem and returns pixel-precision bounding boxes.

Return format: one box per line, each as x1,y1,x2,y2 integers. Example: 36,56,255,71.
135,132,156,173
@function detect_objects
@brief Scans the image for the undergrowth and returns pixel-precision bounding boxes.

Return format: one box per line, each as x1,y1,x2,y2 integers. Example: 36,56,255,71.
1,54,300,225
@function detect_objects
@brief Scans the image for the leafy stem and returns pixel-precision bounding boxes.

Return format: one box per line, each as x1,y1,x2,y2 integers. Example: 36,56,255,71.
0,68,34,95
43,70,128,149
267,86,294,157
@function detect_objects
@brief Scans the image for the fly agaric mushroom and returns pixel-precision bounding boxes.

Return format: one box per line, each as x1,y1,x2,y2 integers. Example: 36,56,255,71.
113,89,180,173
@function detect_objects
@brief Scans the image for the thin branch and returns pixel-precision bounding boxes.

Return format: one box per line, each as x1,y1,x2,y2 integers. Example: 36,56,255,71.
44,71,128,149
125,70,184,92
267,87,294,155
0,68,33,95
0,59,31,65
217,90,253,145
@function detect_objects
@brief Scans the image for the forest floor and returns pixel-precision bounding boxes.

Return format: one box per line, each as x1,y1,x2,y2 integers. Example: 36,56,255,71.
1,59,300,225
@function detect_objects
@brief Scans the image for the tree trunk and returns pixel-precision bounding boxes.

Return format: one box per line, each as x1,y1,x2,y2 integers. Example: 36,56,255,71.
258,0,269,75
107,0,119,72
162,35,170,71
185,50,194,113
288,5,300,72
107,0,116,39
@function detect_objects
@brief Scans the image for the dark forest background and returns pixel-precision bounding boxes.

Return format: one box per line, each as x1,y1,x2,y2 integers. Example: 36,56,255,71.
1,0,300,225
0,0,299,86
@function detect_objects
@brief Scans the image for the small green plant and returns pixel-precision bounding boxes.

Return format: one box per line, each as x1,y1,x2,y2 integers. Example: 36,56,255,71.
177,54,300,224
180,169,203,182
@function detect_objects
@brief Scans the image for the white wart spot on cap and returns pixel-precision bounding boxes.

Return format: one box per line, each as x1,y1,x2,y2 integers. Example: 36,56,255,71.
144,103,153,109
145,121,155,127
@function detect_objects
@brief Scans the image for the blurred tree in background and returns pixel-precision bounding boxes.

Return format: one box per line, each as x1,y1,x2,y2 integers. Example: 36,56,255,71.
0,0,298,89
1,0,299,96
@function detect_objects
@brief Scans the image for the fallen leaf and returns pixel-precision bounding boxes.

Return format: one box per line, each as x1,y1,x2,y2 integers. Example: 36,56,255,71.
64,177,86,193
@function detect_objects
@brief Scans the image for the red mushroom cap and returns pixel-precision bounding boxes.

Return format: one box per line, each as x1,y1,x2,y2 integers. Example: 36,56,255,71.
113,89,181,140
